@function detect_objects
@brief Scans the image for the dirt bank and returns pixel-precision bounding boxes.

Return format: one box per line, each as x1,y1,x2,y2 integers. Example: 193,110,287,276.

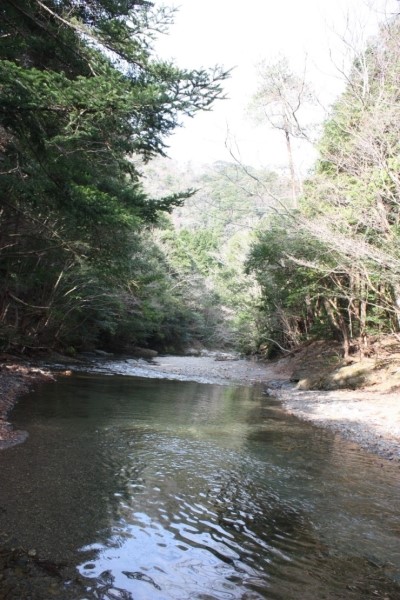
0,363,54,450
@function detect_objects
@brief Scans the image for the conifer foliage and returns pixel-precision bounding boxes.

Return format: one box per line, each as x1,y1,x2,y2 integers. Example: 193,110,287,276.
0,0,228,351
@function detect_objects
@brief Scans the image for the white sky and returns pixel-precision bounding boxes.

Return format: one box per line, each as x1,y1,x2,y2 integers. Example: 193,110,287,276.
154,0,399,171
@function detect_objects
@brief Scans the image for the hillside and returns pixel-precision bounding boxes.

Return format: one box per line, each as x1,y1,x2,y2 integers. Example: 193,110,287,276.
279,334,400,392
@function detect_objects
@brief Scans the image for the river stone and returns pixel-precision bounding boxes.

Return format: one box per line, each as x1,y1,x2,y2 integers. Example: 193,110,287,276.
130,347,158,358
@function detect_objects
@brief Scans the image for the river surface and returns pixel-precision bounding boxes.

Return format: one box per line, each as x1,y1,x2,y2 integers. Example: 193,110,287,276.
0,371,399,599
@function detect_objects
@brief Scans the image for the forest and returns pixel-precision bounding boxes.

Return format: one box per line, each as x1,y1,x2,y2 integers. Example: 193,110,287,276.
1,0,400,360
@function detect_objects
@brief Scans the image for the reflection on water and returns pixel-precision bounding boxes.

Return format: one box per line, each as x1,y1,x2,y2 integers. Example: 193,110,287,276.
0,374,399,599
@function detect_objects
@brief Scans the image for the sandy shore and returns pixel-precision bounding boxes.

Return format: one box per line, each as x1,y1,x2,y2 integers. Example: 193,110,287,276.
0,354,399,462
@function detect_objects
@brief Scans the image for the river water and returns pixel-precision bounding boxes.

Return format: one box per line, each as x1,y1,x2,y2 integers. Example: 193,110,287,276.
0,372,399,599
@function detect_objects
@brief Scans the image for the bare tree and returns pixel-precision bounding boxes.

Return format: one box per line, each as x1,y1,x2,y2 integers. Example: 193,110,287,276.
249,56,316,207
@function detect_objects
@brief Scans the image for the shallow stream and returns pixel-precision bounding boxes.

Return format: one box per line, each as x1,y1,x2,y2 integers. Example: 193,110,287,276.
0,370,399,599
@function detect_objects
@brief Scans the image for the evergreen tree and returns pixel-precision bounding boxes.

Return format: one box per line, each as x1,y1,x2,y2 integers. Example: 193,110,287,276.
0,0,229,351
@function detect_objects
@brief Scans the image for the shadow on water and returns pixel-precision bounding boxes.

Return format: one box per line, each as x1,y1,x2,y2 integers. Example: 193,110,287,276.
0,373,399,599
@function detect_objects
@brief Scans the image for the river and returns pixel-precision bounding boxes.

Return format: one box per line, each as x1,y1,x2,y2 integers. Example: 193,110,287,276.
0,371,399,599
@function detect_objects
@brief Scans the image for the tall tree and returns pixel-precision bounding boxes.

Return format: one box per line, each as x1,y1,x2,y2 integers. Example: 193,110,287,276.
0,0,229,351
249,56,314,207
247,16,400,357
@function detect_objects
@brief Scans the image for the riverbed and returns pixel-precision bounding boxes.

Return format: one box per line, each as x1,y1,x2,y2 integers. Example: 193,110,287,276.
0,367,399,599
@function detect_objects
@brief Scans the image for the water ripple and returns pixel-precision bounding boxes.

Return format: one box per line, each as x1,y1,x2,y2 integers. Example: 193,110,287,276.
4,373,400,599
77,430,329,599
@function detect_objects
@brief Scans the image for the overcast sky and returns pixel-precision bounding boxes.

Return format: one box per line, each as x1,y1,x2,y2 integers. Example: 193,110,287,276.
154,0,398,171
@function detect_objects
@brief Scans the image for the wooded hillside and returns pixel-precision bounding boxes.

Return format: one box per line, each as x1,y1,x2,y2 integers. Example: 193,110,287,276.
247,17,400,358
1,3,400,359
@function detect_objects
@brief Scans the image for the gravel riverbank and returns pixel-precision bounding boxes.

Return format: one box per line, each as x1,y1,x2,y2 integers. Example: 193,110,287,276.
267,385,400,462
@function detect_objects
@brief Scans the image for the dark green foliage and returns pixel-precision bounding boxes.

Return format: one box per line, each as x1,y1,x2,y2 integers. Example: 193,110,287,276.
0,0,229,352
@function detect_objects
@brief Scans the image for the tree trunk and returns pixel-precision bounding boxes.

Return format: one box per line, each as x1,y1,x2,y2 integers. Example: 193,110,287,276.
284,116,297,209
393,283,400,330
323,297,350,359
